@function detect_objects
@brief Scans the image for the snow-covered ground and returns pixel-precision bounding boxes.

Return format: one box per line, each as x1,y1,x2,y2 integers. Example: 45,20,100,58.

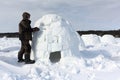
0,35,120,80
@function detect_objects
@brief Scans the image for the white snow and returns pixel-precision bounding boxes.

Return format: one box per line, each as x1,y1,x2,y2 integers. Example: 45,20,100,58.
101,34,117,44
81,34,101,46
0,35,120,80
0,15,120,80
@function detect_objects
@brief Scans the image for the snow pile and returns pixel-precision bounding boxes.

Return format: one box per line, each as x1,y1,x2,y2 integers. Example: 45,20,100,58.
101,35,117,44
0,38,19,52
81,34,101,46
32,14,85,62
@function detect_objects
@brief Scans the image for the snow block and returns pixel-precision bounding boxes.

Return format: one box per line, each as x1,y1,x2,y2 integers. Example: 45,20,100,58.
31,14,84,62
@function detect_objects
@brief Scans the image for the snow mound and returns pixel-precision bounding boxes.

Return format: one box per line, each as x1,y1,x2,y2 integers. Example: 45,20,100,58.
101,35,116,44
81,34,101,46
32,14,85,62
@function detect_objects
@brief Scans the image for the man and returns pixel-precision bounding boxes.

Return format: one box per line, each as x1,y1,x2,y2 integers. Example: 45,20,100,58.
18,12,39,64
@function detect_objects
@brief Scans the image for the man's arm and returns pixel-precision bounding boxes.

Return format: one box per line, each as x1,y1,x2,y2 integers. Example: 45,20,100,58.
32,27,40,32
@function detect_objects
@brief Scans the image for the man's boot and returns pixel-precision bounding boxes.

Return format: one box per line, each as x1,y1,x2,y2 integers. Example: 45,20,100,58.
25,53,35,64
18,59,25,62
18,51,25,62
25,60,35,64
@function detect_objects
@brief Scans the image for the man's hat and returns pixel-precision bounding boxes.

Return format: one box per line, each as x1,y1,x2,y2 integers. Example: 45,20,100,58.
22,12,30,19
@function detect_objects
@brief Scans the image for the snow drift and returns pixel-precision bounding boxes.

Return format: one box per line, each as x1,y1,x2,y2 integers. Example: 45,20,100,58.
101,35,117,44
81,34,101,46
32,14,85,62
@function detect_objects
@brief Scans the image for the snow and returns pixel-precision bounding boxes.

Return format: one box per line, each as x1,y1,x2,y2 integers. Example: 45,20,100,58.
0,35,120,80
101,34,117,44
0,15,120,80
81,34,101,46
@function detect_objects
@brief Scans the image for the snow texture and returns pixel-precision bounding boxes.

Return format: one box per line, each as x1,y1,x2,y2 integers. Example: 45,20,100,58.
81,34,101,46
0,35,120,80
101,34,117,44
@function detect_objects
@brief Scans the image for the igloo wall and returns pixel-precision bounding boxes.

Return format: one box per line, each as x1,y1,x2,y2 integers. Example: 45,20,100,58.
31,14,85,62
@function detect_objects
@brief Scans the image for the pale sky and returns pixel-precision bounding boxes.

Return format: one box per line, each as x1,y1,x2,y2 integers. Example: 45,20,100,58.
0,0,120,32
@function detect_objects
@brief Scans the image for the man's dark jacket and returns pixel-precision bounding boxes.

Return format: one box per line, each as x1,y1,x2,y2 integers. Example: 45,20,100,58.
19,19,33,40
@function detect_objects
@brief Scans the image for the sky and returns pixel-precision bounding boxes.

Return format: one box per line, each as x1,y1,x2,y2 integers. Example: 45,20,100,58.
0,0,120,32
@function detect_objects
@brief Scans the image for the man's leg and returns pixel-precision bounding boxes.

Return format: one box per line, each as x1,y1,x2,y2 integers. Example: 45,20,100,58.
18,41,25,62
24,40,35,64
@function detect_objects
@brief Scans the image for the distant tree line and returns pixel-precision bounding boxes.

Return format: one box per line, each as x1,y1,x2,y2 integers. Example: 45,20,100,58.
0,32,19,38
77,30,120,37
0,30,119,38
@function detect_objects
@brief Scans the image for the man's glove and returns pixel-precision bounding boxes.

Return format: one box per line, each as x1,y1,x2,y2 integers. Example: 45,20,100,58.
33,27,40,32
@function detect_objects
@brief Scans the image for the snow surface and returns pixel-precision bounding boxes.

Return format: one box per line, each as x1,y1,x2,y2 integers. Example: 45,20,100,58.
101,35,117,44
0,35,120,80
81,34,101,46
